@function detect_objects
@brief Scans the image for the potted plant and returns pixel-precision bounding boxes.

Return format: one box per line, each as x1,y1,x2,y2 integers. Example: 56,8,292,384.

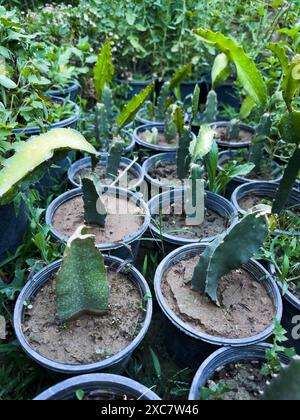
85,40,154,154
231,181,300,236
0,128,97,262
154,208,282,367
46,175,150,260
68,153,144,192
34,373,160,400
262,234,300,355
14,226,152,375
135,64,192,125
188,340,295,400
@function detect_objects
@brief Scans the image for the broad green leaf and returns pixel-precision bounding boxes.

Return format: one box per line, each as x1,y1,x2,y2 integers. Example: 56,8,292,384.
268,43,289,73
0,74,17,89
240,96,256,119
169,64,192,90
56,226,109,322
94,40,115,98
282,55,300,110
190,125,215,161
0,129,98,205
212,53,230,89
279,111,300,145
115,83,154,134
194,29,267,107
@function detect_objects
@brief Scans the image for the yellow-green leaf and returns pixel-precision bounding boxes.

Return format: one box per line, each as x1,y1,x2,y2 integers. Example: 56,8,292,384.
212,53,230,89
282,55,300,110
94,40,115,98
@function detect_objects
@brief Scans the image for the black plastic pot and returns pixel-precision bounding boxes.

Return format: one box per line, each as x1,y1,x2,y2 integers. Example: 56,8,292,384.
46,186,151,260
143,152,183,197
68,155,144,192
118,79,153,100
154,243,282,368
269,264,300,355
134,123,195,154
34,373,160,400
180,79,203,102
46,81,80,102
0,200,28,262
231,181,300,236
202,75,240,110
296,180,300,190
148,189,238,253
188,343,290,400
218,149,282,197
210,121,255,149
14,256,153,375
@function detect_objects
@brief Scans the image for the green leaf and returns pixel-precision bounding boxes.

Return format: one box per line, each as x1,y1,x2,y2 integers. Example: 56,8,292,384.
192,208,269,304
240,96,256,119
212,53,230,89
82,176,107,227
94,40,115,99
150,348,161,378
268,43,289,73
173,106,185,136
0,74,17,89
194,29,267,107
126,12,136,26
115,83,154,134
282,55,300,110
169,64,192,90
56,226,110,322
190,125,215,161
0,129,98,205
279,111,300,145
75,390,85,401
192,84,200,122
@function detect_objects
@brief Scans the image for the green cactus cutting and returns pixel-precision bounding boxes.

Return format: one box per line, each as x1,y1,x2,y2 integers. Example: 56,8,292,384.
56,226,110,322
95,103,109,150
186,164,205,226
176,126,193,181
226,118,241,141
157,81,171,121
102,86,114,127
263,356,300,400
165,105,177,143
192,207,270,305
107,141,124,179
82,176,107,227
202,90,218,124
249,113,271,171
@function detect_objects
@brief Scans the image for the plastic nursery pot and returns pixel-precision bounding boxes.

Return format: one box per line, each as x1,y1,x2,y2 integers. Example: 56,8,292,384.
34,373,161,400
148,189,238,253
134,123,196,154
188,343,290,400
46,186,151,261
46,80,80,102
231,181,300,237
154,243,282,368
143,152,183,196
269,264,300,356
180,79,203,102
209,121,255,149
68,155,144,192
218,149,282,197
14,256,153,375
296,180,300,190
0,200,28,262
117,79,153,100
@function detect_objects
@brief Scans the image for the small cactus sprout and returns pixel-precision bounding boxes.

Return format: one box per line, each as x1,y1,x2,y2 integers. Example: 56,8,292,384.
226,118,241,141
191,84,201,124
107,140,124,179
56,226,110,322
263,356,300,400
191,206,270,305
202,90,218,123
95,102,109,150
157,81,171,121
165,104,178,143
82,176,107,227
143,127,159,145
249,113,272,172
186,164,205,226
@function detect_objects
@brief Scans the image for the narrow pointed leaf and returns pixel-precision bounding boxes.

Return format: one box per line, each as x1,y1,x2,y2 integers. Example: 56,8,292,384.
169,64,192,90
94,40,115,98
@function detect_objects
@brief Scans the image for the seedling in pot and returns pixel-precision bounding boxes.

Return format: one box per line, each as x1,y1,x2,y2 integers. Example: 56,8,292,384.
192,206,270,305
93,40,154,151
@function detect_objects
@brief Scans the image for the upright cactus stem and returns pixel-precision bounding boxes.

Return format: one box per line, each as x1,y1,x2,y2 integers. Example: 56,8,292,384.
101,86,114,128
191,207,270,305
186,164,205,226
95,103,109,150
176,126,193,181
107,141,124,178
157,81,171,121
226,118,240,140
203,90,218,123
82,176,107,227
165,105,177,143
249,113,272,171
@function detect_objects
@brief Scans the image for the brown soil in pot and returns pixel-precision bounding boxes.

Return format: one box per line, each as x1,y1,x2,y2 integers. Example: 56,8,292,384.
139,130,178,147
23,270,144,365
74,163,138,189
162,256,275,339
148,162,183,187
214,126,253,144
52,194,144,244
203,361,272,400
154,203,228,239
